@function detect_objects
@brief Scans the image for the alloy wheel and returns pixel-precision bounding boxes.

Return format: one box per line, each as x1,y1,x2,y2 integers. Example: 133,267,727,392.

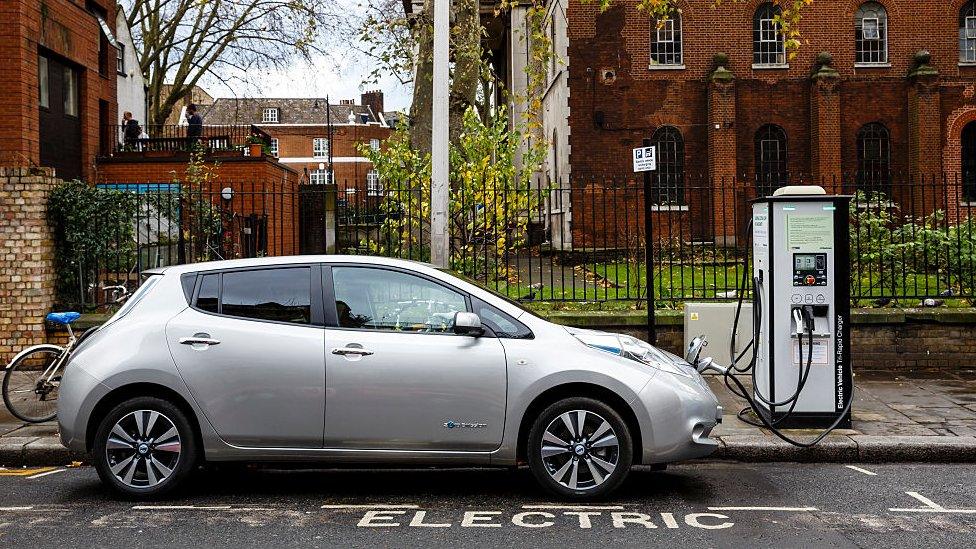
105,409,182,489
540,409,619,491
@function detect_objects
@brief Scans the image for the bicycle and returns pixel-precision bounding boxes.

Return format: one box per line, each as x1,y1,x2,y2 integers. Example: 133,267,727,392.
2,287,131,423
2,312,81,423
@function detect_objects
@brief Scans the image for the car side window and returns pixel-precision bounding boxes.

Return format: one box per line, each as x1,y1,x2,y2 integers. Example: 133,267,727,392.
196,274,219,313
194,268,311,324
472,297,533,339
332,267,467,333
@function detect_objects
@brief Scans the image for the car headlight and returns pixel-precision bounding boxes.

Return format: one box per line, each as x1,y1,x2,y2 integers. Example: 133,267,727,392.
573,332,698,378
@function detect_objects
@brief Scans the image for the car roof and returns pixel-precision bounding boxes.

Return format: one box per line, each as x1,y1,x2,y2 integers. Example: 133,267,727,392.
155,255,438,275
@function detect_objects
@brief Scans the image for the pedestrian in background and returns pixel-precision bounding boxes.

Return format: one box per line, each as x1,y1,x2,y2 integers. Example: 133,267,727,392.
186,104,203,149
121,111,140,150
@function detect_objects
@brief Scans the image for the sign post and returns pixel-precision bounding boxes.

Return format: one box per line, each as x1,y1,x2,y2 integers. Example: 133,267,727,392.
636,142,657,344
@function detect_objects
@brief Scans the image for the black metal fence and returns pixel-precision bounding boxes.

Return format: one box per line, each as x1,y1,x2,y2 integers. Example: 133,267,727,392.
104,124,273,155
58,174,976,310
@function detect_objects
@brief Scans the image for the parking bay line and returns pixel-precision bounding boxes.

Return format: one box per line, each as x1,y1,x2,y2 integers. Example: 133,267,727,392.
889,492,976,514
845,465,878,476
0,467,56,477
321,504,420,509
0,506,34,512
707,506,819,512
521,505,626,510
26,468,65,480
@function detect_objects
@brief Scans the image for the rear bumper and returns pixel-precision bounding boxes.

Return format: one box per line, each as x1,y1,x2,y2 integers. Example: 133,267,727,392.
57,365,109,452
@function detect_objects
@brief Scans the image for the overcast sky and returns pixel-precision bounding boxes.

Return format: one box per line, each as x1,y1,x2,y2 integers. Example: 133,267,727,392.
203,52,412,112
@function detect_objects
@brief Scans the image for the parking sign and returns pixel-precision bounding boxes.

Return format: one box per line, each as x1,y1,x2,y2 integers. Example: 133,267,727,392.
633,146,656,172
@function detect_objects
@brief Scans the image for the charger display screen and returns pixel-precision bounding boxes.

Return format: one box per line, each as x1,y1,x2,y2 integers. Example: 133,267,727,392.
793,253,828,286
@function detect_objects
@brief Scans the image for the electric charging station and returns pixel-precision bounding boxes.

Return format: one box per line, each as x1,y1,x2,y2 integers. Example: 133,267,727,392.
751,188,853,429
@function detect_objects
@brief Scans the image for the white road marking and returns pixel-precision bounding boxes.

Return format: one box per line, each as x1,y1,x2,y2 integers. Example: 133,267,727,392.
889,491,976,514
132,505,232,510
707,506,818,512
321,504,420,509
26,468,65,480
845,465,878,476
521,504,625,510
0,507,34,512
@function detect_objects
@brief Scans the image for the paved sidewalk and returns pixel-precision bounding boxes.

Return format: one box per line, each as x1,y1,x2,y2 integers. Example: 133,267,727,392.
1,368,975,466
710,366,976,462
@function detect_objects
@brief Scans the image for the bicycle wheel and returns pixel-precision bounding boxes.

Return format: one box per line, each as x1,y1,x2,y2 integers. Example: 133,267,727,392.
2,346,64,423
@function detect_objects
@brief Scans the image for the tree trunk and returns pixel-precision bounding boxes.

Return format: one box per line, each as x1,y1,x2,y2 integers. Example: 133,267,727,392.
448,0,481,144
408,0,434,156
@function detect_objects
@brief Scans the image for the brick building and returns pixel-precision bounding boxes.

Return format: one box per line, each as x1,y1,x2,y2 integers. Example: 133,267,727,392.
201,91,397,194
503,0,976,245
0,0,119,181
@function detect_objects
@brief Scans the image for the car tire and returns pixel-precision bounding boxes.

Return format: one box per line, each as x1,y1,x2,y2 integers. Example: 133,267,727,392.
526,397,633,500
93,396,198,499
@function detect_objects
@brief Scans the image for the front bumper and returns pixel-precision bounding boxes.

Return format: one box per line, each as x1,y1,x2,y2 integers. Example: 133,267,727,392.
635,372,723,464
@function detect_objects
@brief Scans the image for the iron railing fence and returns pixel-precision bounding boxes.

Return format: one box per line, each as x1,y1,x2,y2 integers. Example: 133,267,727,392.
103,124,273,155
58,174,976,310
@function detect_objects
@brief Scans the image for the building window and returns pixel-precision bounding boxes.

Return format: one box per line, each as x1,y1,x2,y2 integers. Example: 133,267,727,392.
855,2,888,65
366,170,382,196
117,43,125,74
651,126,685,205
650,14,683,66
313,137,329,158
38,56,49,109
856,122,891,194
309,169,332,185
755,124,788,196
753,3,786,66
370,138,381,151
262,108,279,123
962,122,976,202
960,2,976,63
269,138,279,157
549,16,558,77
63,66,79,117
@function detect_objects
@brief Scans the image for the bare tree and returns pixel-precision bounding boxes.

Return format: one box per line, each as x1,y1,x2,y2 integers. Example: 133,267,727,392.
124,0,340,127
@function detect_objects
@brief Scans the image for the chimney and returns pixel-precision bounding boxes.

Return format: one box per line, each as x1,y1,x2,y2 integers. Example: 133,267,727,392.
361,90,385,119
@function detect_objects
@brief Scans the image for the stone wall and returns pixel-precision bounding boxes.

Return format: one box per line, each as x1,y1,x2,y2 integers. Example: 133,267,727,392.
0,167,57,364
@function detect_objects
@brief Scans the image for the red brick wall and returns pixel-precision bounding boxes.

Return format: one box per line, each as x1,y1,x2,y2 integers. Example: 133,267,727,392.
0,0,117,180
95,155,302,256
564,0,976,178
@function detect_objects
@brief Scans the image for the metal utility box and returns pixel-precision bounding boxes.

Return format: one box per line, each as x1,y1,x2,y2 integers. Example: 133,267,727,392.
684,302,753,373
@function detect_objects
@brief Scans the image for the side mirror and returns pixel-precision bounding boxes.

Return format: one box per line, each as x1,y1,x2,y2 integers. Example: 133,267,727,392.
453,312,484,336
686,335,707,366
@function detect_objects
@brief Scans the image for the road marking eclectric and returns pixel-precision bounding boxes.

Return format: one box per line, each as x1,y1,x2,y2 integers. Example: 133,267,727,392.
0,467,56,477
26,468,65,480
707,506,818,512
889,492,976,514
845,465,878,476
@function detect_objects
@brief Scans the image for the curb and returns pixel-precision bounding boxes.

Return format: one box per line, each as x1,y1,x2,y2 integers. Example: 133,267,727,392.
715,434,976,462
3,435,976,467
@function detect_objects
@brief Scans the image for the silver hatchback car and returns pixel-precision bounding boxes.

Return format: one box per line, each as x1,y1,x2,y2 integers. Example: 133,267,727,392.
58,256,721,499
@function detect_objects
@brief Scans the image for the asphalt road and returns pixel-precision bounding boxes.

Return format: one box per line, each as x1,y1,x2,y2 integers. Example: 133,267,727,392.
0,462,974,548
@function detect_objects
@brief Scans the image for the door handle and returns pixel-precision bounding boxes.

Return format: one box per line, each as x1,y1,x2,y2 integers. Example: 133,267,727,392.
331,347,374,356
180,336,221,346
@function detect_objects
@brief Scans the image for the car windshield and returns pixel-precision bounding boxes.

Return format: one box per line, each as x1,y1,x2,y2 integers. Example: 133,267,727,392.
441,270,545,320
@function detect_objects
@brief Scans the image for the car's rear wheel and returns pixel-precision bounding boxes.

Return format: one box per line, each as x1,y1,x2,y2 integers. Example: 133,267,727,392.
93,396,198,499
526,397,633,499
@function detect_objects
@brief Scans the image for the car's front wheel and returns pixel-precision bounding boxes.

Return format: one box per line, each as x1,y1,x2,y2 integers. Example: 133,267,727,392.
93,396,198,499
526,397,633,499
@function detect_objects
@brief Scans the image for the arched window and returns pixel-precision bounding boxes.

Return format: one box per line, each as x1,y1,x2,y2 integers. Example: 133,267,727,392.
855,2,888,65
753,3,785,66
651,126,685,205
962,122,976,201
856,123,891,194
650,13,683,67
755,124,788,196
960,1,976,63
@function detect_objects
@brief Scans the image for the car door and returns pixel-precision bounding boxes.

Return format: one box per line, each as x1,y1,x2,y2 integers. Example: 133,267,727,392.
323,265,507,451
166,265,326,448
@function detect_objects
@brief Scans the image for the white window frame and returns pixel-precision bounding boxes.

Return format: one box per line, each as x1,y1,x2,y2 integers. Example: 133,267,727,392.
370,138,381,151
262,108,279,123
116,43,125,74
861,17,880,40
366,170,382,196
269,138,279,158
309,168,333,185
968,16,976,39
312,137,329,158
657,18,675,43
759,17,779,43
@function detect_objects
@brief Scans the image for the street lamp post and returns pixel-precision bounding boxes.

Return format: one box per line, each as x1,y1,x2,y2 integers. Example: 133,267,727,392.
430,0,450,268
326,95,334,185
